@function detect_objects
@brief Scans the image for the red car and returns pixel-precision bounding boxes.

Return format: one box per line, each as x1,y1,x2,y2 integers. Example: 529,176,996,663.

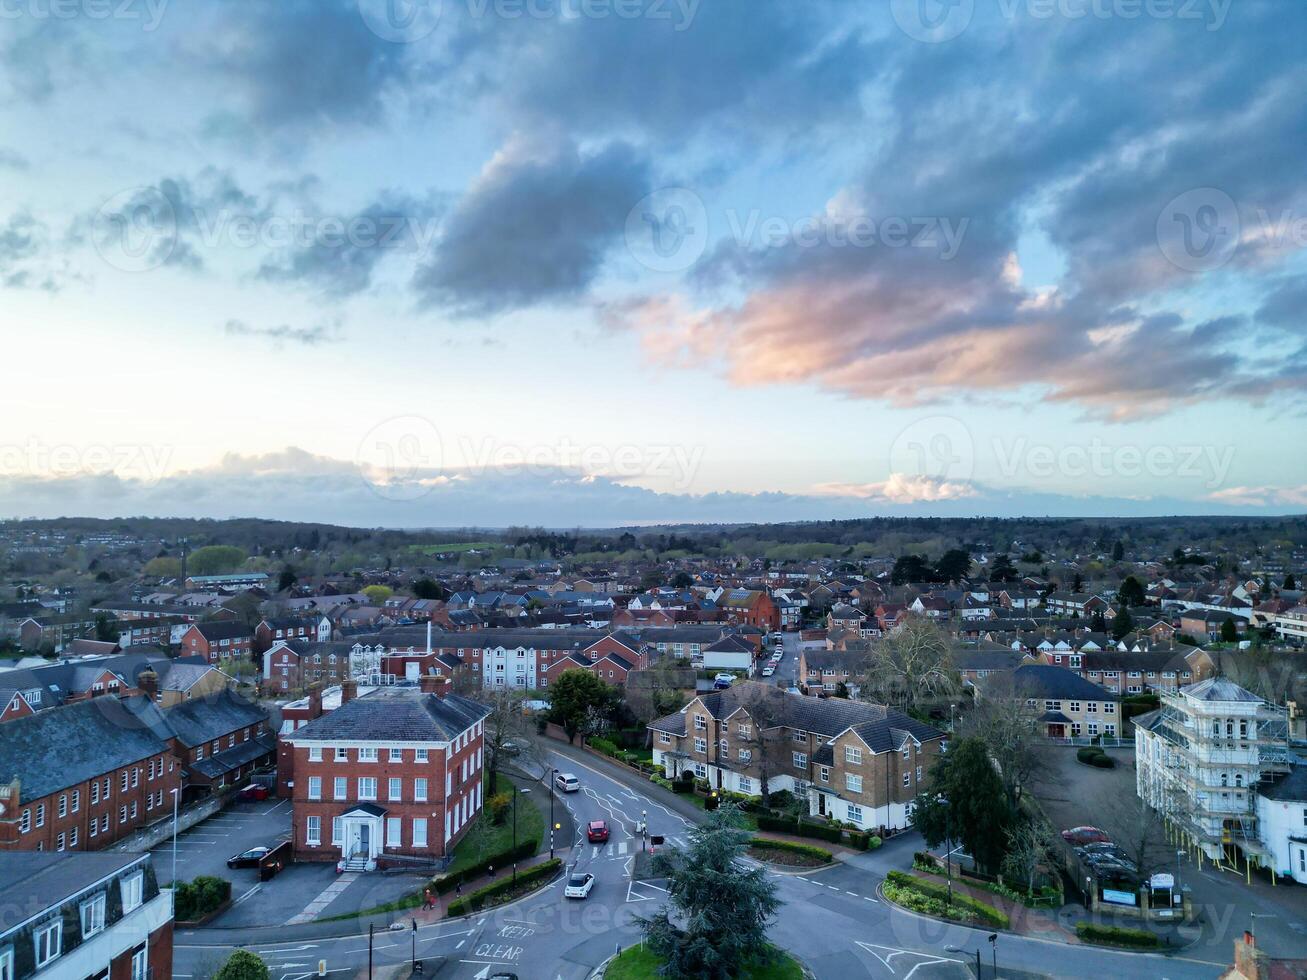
237,784,270,802
587,820,610,843
1061,826,1110,845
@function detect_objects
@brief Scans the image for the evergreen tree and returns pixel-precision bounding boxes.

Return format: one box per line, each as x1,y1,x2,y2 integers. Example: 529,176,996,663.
214,951,270,980
1117,575,1146,607
643,804,781,979
911,737,1013,874
1220,617,1239,643
1111,539,1124,561
1089,611,1106,633
1284,574,1297,591
1111,607,1134,640
988,554,1018,583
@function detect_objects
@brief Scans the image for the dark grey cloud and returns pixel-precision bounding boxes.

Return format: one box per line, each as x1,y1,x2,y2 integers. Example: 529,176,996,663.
0,148,29,171
413,136,650,315
223,318,343,347
256,193,441,298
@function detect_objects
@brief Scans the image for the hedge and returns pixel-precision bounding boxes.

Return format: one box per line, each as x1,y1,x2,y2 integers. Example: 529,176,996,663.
589,737,620,758
174,875,231,922
884,871,1010,928
755,815,880,848
446,859,562,916
748,838,833,862
1077,747,1115,769
1076,923,1160,948
433,839,539,894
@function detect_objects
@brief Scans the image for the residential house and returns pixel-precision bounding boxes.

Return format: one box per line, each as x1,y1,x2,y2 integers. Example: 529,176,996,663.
998,664,1122,741
179,621,254,665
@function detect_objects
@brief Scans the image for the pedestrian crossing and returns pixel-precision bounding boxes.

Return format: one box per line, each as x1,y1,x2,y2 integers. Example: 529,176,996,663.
589,835,690,859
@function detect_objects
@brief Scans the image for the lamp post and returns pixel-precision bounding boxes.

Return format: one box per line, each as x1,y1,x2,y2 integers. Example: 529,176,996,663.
410,918,417,971
549,768,558,859
513,787,531,883
988,933,997,979
940,797,952,908
170,788,180,889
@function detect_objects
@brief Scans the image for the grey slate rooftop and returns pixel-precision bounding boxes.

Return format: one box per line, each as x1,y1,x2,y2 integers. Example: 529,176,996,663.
286,687,490,742
0,851,151,927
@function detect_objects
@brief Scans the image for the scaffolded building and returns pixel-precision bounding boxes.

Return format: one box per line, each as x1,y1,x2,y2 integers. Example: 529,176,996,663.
1135,678,1292,870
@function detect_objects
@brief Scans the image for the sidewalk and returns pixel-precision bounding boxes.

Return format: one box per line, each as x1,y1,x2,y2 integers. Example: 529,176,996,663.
408,848,567,925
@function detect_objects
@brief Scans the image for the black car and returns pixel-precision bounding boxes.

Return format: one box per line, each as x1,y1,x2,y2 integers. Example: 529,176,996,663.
227,846,272,869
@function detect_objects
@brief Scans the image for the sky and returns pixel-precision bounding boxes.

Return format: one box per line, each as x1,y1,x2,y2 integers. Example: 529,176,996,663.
1,0,1305,527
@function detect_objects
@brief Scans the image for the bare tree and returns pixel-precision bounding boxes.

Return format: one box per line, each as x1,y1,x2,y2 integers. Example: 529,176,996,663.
962,673,1052,809
1099,790,1170,897
1001,816,1057,897
481,687,531,778
733,684,789,802
858,616,960,714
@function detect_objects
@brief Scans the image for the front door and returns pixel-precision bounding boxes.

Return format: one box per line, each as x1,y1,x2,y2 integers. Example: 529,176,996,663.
1048,724,1065,739
359,822,371,857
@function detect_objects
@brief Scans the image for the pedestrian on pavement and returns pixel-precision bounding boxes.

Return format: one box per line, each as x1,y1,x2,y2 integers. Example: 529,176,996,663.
487,864,495,879
423,888,434,910
455,880,462,897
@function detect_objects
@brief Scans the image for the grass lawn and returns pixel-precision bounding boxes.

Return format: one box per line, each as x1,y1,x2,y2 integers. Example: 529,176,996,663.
405,541,494,555
606,944,802,980
446,771,545,876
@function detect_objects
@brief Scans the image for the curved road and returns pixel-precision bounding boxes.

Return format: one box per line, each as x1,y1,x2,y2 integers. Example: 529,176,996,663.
175,741,1229,979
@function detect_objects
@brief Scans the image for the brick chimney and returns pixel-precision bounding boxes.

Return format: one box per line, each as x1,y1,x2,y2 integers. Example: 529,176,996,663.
1232,931,1262,980
137,670,159,701
340,679,358,704
306,684,324,721
419,674,450,699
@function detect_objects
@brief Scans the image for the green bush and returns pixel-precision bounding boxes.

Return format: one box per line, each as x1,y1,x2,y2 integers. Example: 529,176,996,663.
589,737,619,757
748,838,833,862
757,815,798,834
1088,753,1115,768
173,875,231,921
1076,923,1160,948
1076,747,1099,763
446,859,562,916
489,791,513,825
795,820,844,843
884,871,1009,928
433,839,538,894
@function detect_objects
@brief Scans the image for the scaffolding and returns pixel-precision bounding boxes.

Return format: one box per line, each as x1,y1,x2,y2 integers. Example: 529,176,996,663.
1139,685,1291,871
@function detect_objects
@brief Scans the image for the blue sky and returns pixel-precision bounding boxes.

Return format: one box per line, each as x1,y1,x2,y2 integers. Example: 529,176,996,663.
1,0,1305,526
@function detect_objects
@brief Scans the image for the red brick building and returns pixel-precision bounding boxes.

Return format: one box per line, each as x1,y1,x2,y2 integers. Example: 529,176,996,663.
179,621,254,665
279,677,489,869
254,617,319,654
716,589,779,631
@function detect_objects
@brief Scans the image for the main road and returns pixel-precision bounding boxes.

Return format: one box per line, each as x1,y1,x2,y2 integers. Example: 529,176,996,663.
174,741,1229,979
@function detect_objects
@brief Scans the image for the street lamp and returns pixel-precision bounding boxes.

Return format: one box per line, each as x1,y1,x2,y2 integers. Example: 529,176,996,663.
549,768,559,859
170,788,180,889
938,795,953,908
988,933,997,979
512,787,531,883
641,809,648,853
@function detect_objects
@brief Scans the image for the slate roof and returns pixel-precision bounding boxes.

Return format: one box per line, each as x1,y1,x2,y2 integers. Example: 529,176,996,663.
648,680,943,753
1183,678,1262,703
190,733,276,780
190,621,253,641
0,851,151,928
160,689,268,747
1011,664,1117,701
0,695,171,804
1261,766,1307,803
285,687,490,742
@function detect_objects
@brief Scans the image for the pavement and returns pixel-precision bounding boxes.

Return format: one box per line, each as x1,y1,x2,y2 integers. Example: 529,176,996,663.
173,739,1243,980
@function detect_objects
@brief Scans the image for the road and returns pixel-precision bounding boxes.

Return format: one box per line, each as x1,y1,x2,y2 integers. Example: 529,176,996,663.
174,741,1230,980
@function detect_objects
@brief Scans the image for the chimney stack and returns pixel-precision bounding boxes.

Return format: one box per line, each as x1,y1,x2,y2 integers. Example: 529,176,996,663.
426,620,432,655
420,673,451,699
137,670,159,701
340,679,358,704
307,683,324,720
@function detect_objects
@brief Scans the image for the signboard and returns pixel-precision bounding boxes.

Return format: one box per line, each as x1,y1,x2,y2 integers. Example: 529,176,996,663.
1102,888,1138,906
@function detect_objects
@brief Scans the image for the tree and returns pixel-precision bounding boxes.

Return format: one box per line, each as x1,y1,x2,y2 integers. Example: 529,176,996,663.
1089,611,1107,633
95,615,120,642
934,548,972,583
1283,573,1297,591
213,950,269,980
188,545,246,576
892,553,934,585
671,571,694,588
277,566,297,592
1001,816,1057,898
546,669,618,743
1071,571,1083,592
911,737,1013,875
643,804,780,979
1111,539,1124,561
1117,575,1146,607
1111,607,1134,640
481,688,532,777
1220,616,1239,643
1100,791,1170,901
143,556,182,579
734,683,792,802
413,578,447,600
361,585,392,604
988,554,1018,583
859,617,959,714
625,661,692,725
962,673,1051,809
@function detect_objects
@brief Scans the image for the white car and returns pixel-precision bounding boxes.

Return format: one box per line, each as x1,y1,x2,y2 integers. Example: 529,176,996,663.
555,772,580,793
762,666,775,676
564,872,596,899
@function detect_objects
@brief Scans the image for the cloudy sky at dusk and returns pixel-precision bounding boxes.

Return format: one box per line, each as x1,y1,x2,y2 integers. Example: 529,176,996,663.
2,0,1305,526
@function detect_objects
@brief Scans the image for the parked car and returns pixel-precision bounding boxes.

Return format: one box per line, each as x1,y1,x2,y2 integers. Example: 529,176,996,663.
1061,826,1110,845
762,666,775,676
237,783,270,802
555,772,580,793
564,872,596,899
227,846,272,869
587,820,610,843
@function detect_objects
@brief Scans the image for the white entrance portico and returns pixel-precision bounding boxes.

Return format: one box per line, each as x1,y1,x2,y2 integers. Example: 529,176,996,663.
338,803,386,871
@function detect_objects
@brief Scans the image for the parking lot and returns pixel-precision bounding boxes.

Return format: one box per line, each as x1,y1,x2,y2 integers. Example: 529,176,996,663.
154,796,424,928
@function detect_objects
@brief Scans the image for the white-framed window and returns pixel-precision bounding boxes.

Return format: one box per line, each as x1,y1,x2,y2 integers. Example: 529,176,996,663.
793,730,807,743
693,737,707,753
1104,702,1115,714
739,749,752,763
91,782,99,805
359,748,378,762
659,732,672,744
333,776,348,800
386,818,402,848
818,766,830,783
332,817,344,846
306,816,321,846
847,804,863,824
20,810,29,833
793,752,807,769
131,947,148,980
413,818,428,848
389,778,403,801
414,778,428,802
1069,701,1080,713
121,871,144,912
35,803,45,827
389,747,404,762
739,776,753,794
308,777,322,800
738,724,752,738
34,921,61,967
58,795,67,818
846,774,863,793
358,777,377,800
56,833,65,852
308,747,322,762
1088,722,1099,736
80,894,106,937
902,772,911,787
844,746,862,764
694,715,707,731
335,747,349,761
0,947,14,980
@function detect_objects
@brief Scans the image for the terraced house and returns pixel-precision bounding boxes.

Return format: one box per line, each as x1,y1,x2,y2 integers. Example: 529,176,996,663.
649,681,945,835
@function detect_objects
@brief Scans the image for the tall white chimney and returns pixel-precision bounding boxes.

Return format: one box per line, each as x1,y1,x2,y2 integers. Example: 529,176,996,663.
426,619,432,655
